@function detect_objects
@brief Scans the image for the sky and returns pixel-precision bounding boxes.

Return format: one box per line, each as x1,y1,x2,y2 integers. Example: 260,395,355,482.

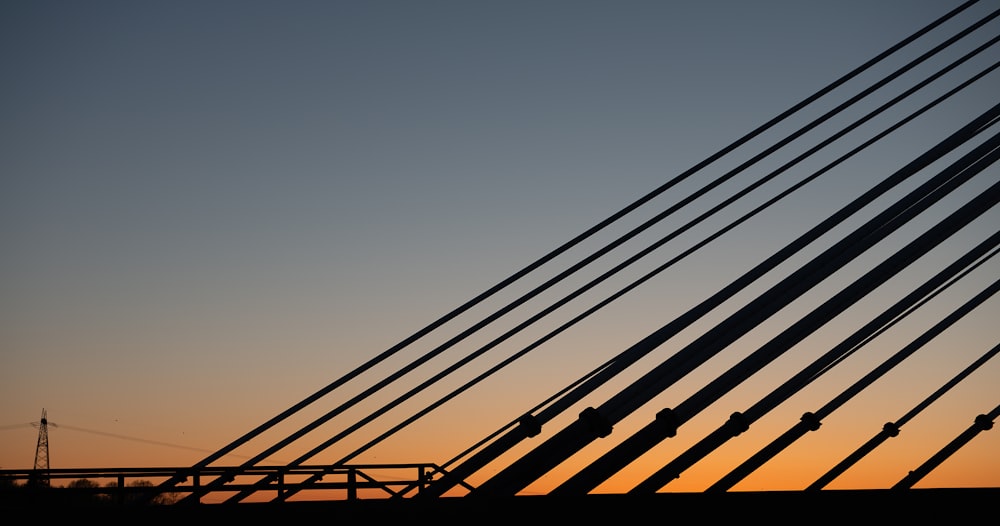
1,0,998,501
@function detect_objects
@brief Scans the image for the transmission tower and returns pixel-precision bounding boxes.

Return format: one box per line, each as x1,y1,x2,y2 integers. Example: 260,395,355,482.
29,408,50,487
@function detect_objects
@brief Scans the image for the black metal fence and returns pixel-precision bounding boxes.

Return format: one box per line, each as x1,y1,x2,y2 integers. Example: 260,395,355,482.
0,463,459,505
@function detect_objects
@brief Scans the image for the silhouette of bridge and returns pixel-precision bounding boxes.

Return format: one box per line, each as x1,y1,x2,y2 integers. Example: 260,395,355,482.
2,1,998,514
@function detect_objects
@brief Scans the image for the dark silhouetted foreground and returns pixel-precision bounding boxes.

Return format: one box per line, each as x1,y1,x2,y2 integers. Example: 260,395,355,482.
2,489,996,524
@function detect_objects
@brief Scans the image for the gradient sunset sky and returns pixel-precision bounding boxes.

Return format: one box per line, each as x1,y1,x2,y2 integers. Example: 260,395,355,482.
2,1,998,498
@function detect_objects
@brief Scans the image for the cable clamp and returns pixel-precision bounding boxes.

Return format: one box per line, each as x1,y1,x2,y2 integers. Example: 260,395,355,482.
800,412,822,431
882,422,900,437
517,414,542,437
973,414,994,431
727,411,750,436
655,407,679,437
579,407,613,438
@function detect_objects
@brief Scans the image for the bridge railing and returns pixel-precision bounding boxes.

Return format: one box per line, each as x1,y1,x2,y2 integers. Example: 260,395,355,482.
0,463,459,504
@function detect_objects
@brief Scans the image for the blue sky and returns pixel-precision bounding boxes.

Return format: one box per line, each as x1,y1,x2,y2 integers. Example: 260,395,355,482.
2,1,997,495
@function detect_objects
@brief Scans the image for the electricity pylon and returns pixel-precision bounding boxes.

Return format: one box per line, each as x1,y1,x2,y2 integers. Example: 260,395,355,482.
29,408,51,487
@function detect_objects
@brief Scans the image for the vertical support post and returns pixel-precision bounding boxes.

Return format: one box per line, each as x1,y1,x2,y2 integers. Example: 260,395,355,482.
347,468,357,500
117,474,126,505
193,473,201,504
